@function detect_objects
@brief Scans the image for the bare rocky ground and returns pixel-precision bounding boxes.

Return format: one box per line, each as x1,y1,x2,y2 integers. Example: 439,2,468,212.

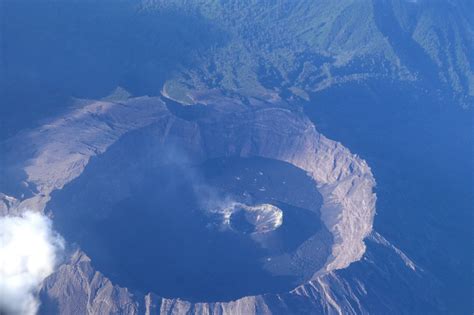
1,92,437,314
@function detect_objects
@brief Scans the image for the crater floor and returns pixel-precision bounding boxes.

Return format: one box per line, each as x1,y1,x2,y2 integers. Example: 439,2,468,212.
50,129,332,302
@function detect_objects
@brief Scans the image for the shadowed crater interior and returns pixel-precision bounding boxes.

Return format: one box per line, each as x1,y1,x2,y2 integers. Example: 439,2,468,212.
49,127,332,302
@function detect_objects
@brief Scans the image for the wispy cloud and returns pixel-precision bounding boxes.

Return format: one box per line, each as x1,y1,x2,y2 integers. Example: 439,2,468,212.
0,211,64,315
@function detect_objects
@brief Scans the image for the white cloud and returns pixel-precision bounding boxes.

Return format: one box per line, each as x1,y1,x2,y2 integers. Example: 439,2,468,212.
0,211,64,315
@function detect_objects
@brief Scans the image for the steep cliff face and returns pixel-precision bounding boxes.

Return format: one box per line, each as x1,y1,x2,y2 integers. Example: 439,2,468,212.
1,1,468,313
1,97,168,204
0,91,385,313
40,235,432,315
39,251,138,315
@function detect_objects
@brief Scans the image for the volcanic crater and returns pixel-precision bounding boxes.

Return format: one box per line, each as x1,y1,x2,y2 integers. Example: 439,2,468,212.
49,116,332,302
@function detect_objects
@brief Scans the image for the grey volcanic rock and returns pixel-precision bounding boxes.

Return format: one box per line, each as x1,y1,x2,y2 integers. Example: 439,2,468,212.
1,96,168,211
0,92,407,314
39,251,138,315
225,203,284,234
39,235,432,315
1,1,469,313
2,93,375,272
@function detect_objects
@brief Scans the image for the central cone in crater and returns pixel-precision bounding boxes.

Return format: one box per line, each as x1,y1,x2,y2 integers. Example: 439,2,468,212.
49,130,332,302
227,203,283,234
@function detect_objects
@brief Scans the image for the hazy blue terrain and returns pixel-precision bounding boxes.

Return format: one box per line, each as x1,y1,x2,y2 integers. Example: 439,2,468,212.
1,0,472,314
306,80,472,313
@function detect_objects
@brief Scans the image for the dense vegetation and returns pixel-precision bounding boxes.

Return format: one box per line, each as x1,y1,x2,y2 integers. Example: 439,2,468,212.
139,0,473,107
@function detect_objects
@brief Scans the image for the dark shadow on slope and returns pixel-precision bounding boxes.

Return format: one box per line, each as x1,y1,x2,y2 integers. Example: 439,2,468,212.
372,0,447,88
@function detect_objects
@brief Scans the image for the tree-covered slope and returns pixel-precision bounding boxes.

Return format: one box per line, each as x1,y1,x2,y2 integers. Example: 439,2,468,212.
138,0,473,107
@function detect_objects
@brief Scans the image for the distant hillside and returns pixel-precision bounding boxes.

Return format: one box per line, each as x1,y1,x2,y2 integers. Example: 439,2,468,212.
0,0,472,139
142,0,472,107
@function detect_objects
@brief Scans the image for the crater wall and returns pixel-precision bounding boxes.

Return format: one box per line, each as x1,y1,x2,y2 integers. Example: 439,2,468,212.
1,93,376,313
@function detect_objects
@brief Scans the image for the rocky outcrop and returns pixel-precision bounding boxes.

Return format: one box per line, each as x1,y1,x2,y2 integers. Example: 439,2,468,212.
40,232,432,315
223,203,284,234
1,93,378,314
39,251,138,315
196,106,376,271
1,96,170,214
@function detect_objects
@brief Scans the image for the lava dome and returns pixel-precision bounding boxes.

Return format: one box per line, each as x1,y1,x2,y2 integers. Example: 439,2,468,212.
227,203,283,234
